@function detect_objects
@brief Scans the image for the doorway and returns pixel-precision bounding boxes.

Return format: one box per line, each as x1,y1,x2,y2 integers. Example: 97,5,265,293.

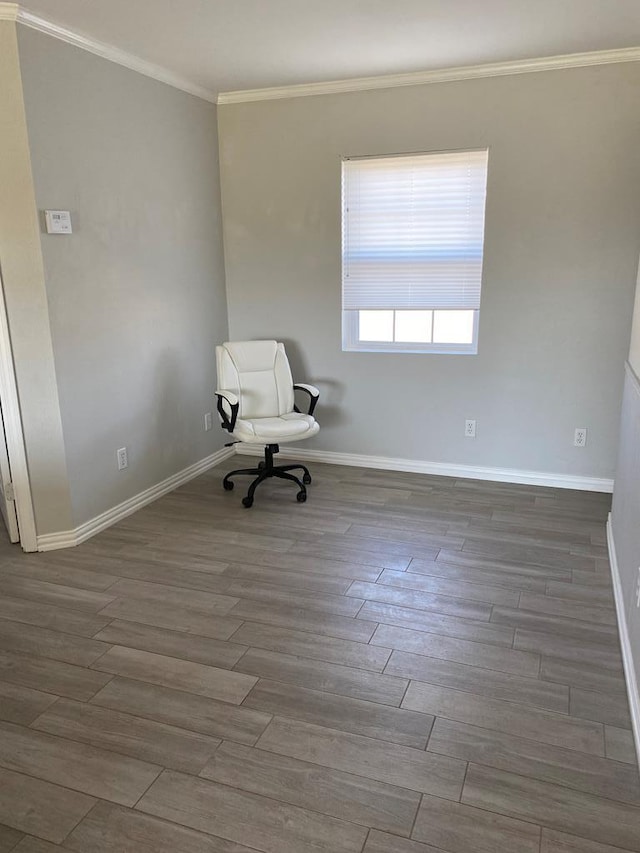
0,265,37,551
0,400,19,542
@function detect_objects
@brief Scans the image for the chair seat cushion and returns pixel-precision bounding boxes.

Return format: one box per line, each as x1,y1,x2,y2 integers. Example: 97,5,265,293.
233,412,319,444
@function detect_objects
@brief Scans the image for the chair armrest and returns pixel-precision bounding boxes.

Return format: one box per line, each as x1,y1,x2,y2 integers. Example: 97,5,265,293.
215,390,239,432
294,383,320,417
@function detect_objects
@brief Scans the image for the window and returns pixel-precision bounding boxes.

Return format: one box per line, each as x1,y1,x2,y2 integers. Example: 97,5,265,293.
342,149,489,354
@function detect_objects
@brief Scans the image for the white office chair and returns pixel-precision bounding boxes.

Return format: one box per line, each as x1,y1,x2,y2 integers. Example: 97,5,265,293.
215,340,320,507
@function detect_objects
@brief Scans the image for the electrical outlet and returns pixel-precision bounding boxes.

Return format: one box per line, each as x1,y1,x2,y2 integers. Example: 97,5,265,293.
204,412,213,431
465,419,476,438
636,568,640,608
116,447,128,470
574,428,587,447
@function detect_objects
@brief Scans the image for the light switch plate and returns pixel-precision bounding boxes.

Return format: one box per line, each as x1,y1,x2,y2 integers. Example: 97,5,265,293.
44,210,72,234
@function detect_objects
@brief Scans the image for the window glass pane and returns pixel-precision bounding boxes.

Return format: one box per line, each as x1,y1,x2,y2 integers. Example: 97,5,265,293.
395,310,432,343
359,310,393,342
433,310,475,344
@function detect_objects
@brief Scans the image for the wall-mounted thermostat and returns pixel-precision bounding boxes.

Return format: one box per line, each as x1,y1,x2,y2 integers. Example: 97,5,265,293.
44,210,72,234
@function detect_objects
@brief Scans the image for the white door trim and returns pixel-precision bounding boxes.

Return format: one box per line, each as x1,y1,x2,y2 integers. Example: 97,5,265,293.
0,400,20,542
0,267,37,551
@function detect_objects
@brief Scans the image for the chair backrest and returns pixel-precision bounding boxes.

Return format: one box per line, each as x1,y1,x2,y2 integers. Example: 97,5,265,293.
216,341,295,419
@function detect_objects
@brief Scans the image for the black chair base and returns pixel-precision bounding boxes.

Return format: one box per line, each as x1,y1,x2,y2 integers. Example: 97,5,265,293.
223,444,311,508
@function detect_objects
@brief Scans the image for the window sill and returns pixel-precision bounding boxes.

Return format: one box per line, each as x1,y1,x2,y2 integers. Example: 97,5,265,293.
343,342,478,355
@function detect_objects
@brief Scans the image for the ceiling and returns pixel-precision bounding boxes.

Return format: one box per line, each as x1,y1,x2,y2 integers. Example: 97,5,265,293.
17,0,640,96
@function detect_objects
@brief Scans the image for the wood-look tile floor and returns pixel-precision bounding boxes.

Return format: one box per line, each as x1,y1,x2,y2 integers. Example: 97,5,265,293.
0,458,638,852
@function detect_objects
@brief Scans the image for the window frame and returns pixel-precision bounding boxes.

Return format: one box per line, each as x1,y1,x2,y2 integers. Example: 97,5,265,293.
343,309,480,355
341,148,488,356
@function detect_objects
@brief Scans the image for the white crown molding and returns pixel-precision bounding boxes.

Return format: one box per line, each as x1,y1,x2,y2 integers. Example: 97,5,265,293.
0,3,18,20
607,515,640,769
37,445,234,550
236,445,614,492
4,5,640,116
0,3,217,103
218,45,640,105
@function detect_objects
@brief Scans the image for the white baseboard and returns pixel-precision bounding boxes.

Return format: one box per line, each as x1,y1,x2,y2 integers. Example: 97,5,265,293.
36,442,612,551
36,446,235,551
236,445,613,492
606,514,640,768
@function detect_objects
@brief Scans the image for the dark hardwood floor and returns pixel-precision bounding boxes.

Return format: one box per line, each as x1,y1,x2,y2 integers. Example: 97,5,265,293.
0,458,637,852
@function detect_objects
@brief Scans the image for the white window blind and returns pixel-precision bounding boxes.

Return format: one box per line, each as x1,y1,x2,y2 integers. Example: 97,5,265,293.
342,149,489,312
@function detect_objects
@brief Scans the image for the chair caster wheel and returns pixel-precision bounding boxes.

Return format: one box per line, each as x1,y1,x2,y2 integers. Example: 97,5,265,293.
296,491,307,503
242,497,254,508
302,474,312,485
223,480,234,491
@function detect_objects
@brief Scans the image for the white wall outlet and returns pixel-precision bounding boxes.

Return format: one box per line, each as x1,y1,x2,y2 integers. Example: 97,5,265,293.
204,412,213,431
464,419,476,438
574,428,587,447
636,568,640,608
116,447,128,470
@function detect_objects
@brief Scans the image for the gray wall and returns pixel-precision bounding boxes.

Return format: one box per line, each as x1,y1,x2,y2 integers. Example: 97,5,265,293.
611,360,640,744
218,63,640,480
629,261,640,375
18,28,228,528
612,255,640,749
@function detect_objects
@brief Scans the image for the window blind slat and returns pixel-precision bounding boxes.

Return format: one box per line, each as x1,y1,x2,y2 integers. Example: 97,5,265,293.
342,149,489,312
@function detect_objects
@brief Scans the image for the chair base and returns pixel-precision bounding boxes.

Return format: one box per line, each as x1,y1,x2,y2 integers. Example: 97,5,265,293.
222,444,311,508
